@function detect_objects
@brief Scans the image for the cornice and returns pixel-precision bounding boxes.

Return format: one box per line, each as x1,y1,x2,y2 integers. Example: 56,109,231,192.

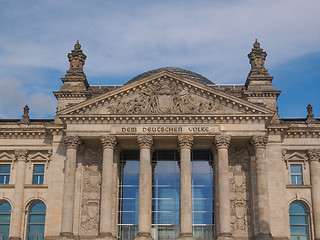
243,90,281,99
53,91,91,99
58,114,272,125
0,129,48,139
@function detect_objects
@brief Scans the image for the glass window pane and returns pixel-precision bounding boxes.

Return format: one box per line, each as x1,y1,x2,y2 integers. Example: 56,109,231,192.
192,174,212,185
290,225,308,235
193,187,213,198
0,214,11,223
0,202,11,212
28,224,45,234
121,199,138,211
29,203,46,213
193,199,213,211
29,214,46,224
290,203,306,214
290,165,302,174
0,165,10,174
122,174,139,185
193,212,213,224
121,187,139,198
33,165,44,174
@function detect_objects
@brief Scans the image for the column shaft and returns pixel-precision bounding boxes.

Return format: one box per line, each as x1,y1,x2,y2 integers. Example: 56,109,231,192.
308,150,320,240
178,135,194,240
135,136,153,240
61,136,80,238
111,148,120,237
10,150,28,240
215,135,233,240
251,136,273,240
99,136,117,239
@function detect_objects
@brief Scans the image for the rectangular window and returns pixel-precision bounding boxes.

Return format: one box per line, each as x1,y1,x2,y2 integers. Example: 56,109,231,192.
32,165,45,185
290,164,303,185
0,165,10,184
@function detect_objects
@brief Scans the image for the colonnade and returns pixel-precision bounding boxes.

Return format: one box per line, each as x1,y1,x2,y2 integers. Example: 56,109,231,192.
59,134,274,240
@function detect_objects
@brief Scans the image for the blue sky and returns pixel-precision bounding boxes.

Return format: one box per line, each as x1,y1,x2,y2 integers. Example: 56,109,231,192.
0,0,319,119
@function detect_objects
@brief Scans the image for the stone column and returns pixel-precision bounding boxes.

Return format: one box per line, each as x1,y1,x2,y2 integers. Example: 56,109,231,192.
98,136,117,239
135,136,153,240
111,145,121,237
178,135,194,240
308,149,320,240
10,149,28,240
215,135,233,240
60,136,81,238
251,136,273,240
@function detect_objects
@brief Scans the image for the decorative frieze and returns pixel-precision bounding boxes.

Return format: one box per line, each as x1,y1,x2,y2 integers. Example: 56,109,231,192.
215,135,231,149
137,135,153,149
100,136,117,149
251,136,268,149
64,136,81,149
229,148,251,237
178,135,193,149
14,149,28,162
308,149,320,162
80,148,102,235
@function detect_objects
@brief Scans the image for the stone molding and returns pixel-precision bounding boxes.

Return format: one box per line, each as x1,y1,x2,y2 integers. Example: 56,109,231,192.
60,115,272,125
100,136,117,149
137,135,153,149
251,136,268,149
215,135,231,149
178,135,193,149
308,149,320,162
14,149,28,162
64,136,81,149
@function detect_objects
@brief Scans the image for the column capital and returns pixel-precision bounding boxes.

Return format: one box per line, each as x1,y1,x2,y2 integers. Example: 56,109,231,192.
64,135,81,149
308,149,320,162
251,135,268,149
101,136,117,149
178,135,193,150
215,135,231,149
137,135,153,149
14,149,28,162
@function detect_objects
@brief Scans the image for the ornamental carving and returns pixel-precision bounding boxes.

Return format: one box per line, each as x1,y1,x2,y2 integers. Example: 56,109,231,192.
64,136,81,149
100,136,117,149
178,135,193,149
108,78,224,114
215,135,231,149
80,148,102,235
137,135,153,149
229,148,252,237
14,149,28,161
251,136,268,149
308,149,320,162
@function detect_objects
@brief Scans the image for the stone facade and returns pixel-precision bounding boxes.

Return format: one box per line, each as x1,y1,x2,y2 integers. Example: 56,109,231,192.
0,40,319,240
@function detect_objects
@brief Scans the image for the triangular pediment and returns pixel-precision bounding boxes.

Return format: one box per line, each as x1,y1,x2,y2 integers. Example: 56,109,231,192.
0,152,14,161
58,70,274,118
28,152,50,161
286,152,308,161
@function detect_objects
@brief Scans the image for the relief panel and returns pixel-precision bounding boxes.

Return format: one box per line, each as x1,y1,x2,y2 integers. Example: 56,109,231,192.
229,148,252,237
80,148,102,235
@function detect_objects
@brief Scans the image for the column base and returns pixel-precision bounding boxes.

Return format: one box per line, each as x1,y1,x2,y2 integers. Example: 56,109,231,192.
60,232,74,239
135,232,152,240
255,233,273,240
216,233,233,240
96,232,114,240
9,237,21,240
178,233,195,240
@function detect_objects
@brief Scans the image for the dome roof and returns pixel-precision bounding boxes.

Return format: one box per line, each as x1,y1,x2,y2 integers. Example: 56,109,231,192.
126,67,214,85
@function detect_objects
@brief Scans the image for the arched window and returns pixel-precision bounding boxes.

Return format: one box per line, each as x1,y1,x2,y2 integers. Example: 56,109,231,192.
26,201,46,240
289,202,309,240
0,201,11,240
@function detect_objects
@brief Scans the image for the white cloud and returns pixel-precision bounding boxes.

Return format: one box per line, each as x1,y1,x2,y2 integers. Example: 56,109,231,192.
0,77,56,118
0,0,319,84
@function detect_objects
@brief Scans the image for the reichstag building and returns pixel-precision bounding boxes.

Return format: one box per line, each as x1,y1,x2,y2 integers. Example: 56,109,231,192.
0,40,319,240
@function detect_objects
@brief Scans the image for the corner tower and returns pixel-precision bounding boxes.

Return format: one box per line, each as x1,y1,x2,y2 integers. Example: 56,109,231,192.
54,41,91,112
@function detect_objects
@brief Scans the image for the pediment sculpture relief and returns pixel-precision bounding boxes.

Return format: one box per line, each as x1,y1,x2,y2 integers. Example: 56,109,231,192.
107,78,233,115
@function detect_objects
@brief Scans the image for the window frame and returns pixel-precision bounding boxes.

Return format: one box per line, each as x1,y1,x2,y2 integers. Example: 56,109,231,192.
32,164,45,185
289,202,310,240
26,201,46,240
290,164,303,185
0,165,11,185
